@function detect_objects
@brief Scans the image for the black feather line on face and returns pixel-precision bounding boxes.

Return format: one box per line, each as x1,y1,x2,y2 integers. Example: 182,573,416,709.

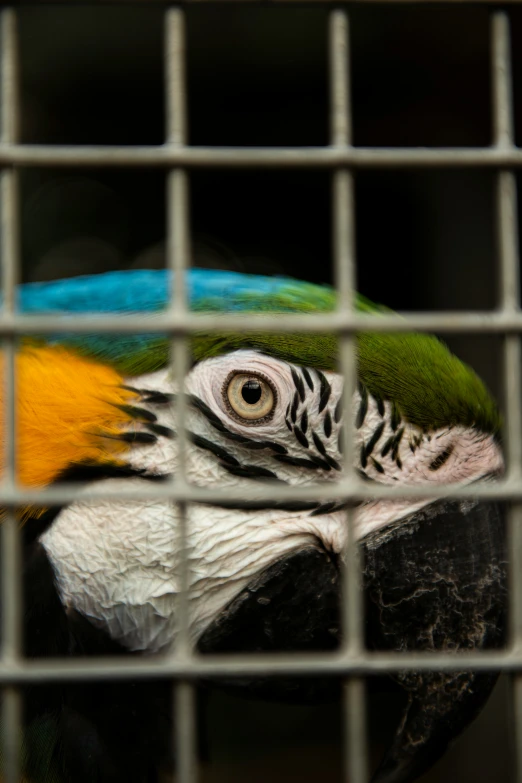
100,431,158,445
301,367,314,392
113,404,158,424
373,393,385,418
371,457,385,474
312,431,327,457
363,421,386,460
391,427,405,462
290,393,299,424
355,385,368,429
291,368,306,403
146,422,176,439
429,445,454,471
274,454,330,472
380,434,395,458
140,391,175,405
221,463,284,482
241,439,288,455
190,433,240,466
295,428,310,450
390,402,402,432
323,411,332,439
316,371,332,414
323,454,341,471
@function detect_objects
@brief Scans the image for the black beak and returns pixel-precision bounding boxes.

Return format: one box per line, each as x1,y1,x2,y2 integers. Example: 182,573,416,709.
364,497,507,783
199,497,506,783
198,545,342,702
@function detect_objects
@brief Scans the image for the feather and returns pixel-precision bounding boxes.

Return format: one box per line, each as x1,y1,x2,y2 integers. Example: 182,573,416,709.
16,269,337,376
2,345,136,490
11,268,500,433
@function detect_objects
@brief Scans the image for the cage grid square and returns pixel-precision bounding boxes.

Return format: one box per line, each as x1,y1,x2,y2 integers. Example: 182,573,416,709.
0,5,519,783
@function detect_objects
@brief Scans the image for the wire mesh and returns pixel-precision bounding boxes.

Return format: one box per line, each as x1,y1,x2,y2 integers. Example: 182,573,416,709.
165,9,198,781
329,10,369,782
1,9,21,783
0,5,519,783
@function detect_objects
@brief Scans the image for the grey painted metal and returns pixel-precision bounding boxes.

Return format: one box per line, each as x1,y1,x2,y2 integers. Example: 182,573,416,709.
17,0,522,5
165,9,198,783
492,13,522,655
175,683,197,783
493,12,522,781
344,678,368,783
0,4,518,782
329,10,368,782
514,674,522,783
2,689,20,783
491,27,522,783
0,475,518,507
7,309,522,334
166,4,191,659
492,13,515,149
1,144,522,168
0,9,21,783
0,649,521,683
0,24,20,660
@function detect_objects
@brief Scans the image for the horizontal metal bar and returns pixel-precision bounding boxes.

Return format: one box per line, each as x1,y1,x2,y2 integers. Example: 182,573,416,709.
5,309,522,334
0,475,518,506
0,145,521,169
22,0,522,5
0,649,520,684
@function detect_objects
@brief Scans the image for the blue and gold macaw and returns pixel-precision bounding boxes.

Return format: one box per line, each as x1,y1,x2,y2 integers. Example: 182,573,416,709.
1,269,506,783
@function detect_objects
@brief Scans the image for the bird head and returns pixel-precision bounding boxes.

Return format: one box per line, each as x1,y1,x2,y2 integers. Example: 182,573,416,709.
13,269,507,783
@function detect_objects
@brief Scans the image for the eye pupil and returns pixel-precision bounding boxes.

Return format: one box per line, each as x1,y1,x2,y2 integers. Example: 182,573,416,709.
241,380,262,404
225,371,276,423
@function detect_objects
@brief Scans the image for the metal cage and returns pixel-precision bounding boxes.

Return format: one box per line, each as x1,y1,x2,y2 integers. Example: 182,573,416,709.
0,4,520,782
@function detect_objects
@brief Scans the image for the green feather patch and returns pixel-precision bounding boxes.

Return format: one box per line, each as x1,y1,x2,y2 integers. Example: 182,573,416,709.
190,289,500,435
25,277,500,436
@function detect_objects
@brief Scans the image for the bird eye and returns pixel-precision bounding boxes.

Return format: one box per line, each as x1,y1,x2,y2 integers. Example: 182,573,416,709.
224,372,276,422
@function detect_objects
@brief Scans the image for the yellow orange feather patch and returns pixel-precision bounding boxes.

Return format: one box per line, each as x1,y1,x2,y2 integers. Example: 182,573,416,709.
0,345,136,488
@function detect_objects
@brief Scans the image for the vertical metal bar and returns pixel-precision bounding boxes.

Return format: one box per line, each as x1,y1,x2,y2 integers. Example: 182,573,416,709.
166,8,197,783
166,7,188,150
491,10,522,783
175,682,197,783
492,11,520,476
344,679,368,783
514,675,522,783
491,9,521,635
167,166,191,654
492,12,514,151
166,4,190,655
330,2,360,657
330,10,368,783
0,9,21,783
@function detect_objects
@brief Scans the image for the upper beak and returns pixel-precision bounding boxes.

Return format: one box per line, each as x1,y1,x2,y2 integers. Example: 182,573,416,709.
364,497,507,783
198,496,506,783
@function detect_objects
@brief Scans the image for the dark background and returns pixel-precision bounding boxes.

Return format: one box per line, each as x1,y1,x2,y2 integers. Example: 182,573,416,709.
15,5,519,781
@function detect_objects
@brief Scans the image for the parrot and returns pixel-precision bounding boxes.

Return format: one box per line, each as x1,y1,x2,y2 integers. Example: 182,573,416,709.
0,268,506,783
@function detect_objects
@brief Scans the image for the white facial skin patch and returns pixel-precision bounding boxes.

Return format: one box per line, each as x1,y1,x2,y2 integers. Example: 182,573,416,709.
41,350,504,653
